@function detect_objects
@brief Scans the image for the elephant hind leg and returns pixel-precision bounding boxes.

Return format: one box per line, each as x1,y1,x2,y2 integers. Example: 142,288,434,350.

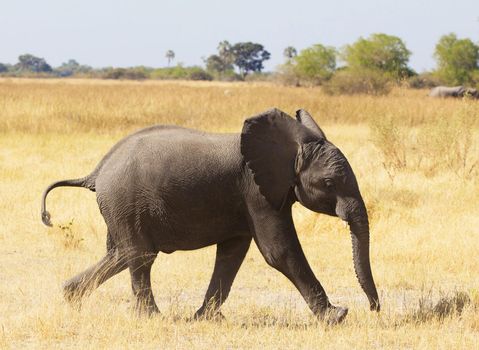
63,247,128,304
128,250,159,316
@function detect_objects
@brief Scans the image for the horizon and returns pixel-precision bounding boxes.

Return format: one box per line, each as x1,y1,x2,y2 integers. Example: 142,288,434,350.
1,0,478,73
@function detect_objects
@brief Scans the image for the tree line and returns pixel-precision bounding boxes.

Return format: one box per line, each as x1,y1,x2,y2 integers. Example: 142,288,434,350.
1,33,478,94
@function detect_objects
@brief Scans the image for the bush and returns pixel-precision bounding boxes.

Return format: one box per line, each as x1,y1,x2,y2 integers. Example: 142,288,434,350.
187,67,213,81
274,63,300,86
151,65,212,81
369,115,408,181
369,102,479,180
244,72,271,82
103,67,148,80
407,72,442,89
323,69,392,95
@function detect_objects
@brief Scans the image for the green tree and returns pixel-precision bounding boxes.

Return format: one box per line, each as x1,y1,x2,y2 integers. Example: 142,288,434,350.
16,54,52,72
294,44,336,85
165,50,175,66
434,33,479,85
56,59,92,77
343,33,412,79
0,63,7,73
231,42,270,78
205,54,234,75
204,40,237,80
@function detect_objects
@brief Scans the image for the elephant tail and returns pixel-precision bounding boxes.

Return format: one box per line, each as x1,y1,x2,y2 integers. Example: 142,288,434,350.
41,176,95,227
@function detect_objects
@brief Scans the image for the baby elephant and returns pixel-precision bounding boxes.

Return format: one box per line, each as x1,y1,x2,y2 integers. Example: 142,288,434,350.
429,86,479,98
41,108,380,324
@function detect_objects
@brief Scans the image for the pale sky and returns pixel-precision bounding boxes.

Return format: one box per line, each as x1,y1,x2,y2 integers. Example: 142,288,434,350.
1,0,478,72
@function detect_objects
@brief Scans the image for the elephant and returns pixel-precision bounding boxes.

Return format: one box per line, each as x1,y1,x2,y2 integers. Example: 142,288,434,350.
41,108,380,324
465,87,479,98
429,85,479,98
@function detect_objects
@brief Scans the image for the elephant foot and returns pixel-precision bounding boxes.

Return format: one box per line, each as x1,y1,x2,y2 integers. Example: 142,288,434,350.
193,306,225,321
134,300,161,317
62,279,86,307
320,306,348,325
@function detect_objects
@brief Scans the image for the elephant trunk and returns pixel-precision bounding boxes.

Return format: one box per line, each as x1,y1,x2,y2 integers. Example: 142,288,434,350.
349,219,380,311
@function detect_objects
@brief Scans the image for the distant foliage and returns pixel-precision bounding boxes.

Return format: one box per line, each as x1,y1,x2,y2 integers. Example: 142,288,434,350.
205,53,235,80
55,59,92,77
294,44,336,85
274,63,300,86
187,67,213,81
244,72,272,82
434,33,479,85
151,65,212,81
343,33,413,80
205,40,270,79
103,67,148,80
0,63,7,73
323,69,392,95
231,42,271,78
407,72,441,89
275,43,336,87
16,54,52,73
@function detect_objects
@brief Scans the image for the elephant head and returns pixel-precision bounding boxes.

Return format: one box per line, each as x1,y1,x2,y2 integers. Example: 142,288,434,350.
465,88,479,99
241,108,380,311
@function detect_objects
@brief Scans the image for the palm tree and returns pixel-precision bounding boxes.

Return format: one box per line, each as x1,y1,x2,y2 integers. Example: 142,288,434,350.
283,46,297,62
217,40,234,65
165,50,175,66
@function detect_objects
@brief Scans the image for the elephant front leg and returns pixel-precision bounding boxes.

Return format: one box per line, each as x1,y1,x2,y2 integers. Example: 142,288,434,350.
247,205,348,325
194,235,252,320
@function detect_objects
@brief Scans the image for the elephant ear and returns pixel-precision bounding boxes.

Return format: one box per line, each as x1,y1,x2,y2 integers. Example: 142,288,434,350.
295,109,327,139
241,108,316,210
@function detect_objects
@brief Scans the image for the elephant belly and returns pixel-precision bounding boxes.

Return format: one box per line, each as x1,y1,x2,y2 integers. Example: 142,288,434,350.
145,200,250,252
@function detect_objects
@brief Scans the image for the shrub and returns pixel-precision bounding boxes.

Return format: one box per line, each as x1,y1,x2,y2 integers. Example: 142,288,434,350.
417,102,479,179
274,63,300,86
103,67,148,80
323,69,392,95
151,65,212,81
244,72,271,82
369,102,479,180
187,67,213,81
407,72,442,89
369,115,408,181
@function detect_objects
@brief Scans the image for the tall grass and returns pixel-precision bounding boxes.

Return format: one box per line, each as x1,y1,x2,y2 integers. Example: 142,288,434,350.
370,100,479,180
0,78,478,349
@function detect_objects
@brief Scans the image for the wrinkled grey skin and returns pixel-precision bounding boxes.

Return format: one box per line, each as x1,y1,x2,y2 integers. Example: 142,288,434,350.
429,86,479,98
41,109,380,324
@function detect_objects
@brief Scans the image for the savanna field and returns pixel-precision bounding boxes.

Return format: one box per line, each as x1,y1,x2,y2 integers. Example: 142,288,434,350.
0,78,478,349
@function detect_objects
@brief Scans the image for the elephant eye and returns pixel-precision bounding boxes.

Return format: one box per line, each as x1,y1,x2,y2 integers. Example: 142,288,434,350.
324,178,335,191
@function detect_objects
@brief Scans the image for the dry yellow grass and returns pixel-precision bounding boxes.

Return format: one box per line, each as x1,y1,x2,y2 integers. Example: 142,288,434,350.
0,78,478,349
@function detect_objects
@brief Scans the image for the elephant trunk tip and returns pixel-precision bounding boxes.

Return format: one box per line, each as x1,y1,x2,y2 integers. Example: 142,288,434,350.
42,211,53,227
